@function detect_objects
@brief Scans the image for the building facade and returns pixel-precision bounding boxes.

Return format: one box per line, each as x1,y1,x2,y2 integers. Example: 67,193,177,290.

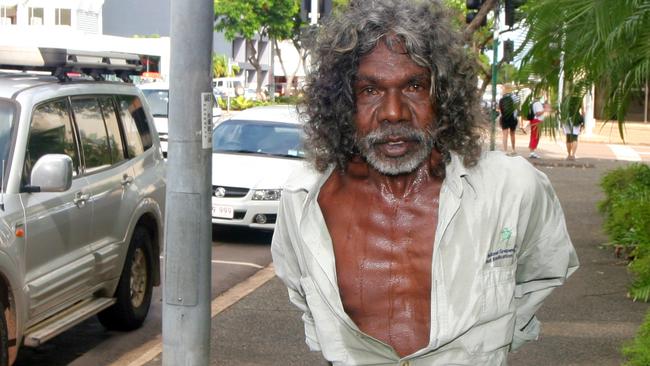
102,0,273,90
0,0,103,34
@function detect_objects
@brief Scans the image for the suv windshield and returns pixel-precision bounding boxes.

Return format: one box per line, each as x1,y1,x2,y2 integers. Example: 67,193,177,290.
141,89,168,117
0,100,16,183
213,120,304,158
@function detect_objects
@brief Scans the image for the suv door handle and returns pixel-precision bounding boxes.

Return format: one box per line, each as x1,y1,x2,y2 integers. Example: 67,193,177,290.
73,192,90,207
121,174,134,187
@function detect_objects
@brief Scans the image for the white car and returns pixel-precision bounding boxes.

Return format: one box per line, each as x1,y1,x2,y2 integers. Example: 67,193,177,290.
140,81,222,157
211,105,306,230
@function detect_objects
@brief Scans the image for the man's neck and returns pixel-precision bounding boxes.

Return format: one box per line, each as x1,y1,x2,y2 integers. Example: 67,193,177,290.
344,153,445,198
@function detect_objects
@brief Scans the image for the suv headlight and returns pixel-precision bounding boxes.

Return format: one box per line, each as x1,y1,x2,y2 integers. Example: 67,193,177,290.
251,189,282,201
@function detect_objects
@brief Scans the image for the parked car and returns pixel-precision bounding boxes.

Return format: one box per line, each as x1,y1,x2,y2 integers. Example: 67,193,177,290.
0,47,166,365
140,81,222,158
211,105,305,230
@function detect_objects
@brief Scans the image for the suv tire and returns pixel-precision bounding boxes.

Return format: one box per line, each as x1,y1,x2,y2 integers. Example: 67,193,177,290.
98,226,154,331
0,306,8,366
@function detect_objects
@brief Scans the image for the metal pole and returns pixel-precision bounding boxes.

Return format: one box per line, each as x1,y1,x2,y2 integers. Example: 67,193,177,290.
490,3,500,151
270,38,276,102
163,0,213,364
310,0,318,25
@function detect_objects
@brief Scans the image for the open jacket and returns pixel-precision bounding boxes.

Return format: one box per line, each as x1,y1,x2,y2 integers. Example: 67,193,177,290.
272,151,579,366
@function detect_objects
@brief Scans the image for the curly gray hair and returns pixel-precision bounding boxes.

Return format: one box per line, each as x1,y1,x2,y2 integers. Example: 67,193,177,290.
299,0,485,172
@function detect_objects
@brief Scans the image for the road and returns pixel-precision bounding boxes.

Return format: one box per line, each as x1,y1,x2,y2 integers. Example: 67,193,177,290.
13,226,274,366
11,139,650,365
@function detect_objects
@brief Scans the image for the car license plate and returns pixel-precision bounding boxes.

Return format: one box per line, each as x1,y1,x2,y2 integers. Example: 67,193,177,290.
212,205,234,219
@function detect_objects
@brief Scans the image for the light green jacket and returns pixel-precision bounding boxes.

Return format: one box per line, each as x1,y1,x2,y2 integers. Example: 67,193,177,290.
272,151,579,366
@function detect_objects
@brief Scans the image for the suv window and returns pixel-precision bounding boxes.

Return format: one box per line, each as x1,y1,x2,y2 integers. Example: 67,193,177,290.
98,96,126,164
116,95,152,156
25,99,79,181
0,99,16,169
71,97,113,173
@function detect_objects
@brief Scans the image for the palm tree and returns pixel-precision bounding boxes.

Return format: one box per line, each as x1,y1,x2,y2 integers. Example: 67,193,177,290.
519,0,650,138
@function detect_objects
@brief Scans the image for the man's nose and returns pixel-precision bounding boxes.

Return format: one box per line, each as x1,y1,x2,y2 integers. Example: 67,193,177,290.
378,90,410,123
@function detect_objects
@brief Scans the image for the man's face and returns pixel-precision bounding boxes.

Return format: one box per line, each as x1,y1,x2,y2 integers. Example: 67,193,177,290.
353,40,436,175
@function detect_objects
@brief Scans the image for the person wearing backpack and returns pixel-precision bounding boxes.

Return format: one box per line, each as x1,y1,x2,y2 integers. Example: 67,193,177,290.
499,93,519,155
526,98,544,158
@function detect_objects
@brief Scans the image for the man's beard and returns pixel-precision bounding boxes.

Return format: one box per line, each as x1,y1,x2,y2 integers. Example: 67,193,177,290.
356,123,435,176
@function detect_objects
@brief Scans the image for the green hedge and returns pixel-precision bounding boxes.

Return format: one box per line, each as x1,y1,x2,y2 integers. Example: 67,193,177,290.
216,95,301,111
599,163,650,366
598,163,650,302
623,310,650,366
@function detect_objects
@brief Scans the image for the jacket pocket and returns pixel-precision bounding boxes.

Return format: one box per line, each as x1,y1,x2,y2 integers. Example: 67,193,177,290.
481,265,516,321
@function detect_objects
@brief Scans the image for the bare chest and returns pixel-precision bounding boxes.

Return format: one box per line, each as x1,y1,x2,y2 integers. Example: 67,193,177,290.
319,185,439,355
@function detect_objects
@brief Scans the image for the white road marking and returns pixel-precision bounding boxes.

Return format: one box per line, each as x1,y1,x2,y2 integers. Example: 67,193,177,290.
159,256,263,269
607,144,642,161
211,259,263,269
107,264,276,366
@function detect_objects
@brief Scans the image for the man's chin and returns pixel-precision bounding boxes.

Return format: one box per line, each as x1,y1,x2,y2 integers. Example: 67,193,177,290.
366,155,425,176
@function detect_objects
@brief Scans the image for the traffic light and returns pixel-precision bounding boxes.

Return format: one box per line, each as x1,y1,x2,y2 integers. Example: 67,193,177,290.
505,0,525,27
465,0,486,26
503,40,514,62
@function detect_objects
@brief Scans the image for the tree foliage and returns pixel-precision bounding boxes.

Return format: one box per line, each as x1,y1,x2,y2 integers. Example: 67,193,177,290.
214,0,300,97
520,0,650,135
214,0,298,41
212,53,240,78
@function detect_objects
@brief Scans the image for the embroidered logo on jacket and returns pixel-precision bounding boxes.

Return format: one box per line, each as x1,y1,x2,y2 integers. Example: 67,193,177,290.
486,227,516,264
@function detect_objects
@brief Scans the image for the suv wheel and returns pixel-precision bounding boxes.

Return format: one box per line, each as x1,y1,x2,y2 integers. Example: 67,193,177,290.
0,307,8,366
98,226,154,331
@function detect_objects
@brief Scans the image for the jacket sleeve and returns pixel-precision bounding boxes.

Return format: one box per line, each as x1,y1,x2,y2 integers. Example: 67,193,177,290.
511,169,579,351
271,192,322,351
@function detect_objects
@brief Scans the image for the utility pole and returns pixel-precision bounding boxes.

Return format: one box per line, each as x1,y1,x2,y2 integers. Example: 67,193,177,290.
163,0,213,364
490,2,500,151
270,39,276,102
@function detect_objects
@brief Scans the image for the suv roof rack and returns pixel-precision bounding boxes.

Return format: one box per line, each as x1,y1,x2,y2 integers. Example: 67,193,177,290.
0,46,143,82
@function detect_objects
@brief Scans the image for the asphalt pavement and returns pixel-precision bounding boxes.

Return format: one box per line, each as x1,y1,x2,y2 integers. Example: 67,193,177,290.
141,122,650,366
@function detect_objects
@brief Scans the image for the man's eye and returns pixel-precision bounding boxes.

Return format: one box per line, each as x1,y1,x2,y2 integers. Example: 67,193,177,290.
408,83,424,92
361,87,377,95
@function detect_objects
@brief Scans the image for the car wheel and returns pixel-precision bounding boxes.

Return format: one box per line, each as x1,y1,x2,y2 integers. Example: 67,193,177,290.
98,226,154,331
0,306,8,366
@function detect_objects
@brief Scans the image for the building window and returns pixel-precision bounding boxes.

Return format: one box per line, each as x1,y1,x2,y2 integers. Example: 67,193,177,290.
29,7,44,25
55,8,71,26
0,5,17,25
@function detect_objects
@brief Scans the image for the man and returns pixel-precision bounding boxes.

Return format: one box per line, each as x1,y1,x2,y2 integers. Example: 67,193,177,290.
527,98,545,159
499,93,519,155
563,96,585,160
271,1,579,365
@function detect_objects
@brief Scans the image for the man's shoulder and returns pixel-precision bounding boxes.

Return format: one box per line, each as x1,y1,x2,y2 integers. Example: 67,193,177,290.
283,163,327,193
471,151,543,188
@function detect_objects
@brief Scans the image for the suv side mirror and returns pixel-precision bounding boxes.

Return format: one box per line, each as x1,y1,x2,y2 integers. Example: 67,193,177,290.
25,154,73,193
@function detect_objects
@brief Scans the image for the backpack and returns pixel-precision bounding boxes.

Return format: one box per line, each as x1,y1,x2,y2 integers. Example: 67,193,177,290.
527,106,535,120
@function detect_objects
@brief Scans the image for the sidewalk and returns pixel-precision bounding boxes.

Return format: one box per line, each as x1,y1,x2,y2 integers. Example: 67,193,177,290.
582,121,650,146
144,139,648,365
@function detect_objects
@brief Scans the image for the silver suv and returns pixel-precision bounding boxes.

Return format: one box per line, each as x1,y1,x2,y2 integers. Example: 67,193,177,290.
0,48,165,365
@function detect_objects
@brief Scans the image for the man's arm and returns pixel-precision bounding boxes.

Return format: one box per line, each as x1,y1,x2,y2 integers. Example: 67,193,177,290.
271,194,322,351
511,170,579,351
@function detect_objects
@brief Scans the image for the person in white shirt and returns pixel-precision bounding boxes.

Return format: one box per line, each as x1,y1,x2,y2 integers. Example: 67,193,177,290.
526,99,545,158
271,1,579,365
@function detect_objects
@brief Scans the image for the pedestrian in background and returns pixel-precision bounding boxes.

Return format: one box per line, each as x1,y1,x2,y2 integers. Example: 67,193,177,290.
526,98,544,159
563,97,585,160
499,93,519,156
272,1,579,364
